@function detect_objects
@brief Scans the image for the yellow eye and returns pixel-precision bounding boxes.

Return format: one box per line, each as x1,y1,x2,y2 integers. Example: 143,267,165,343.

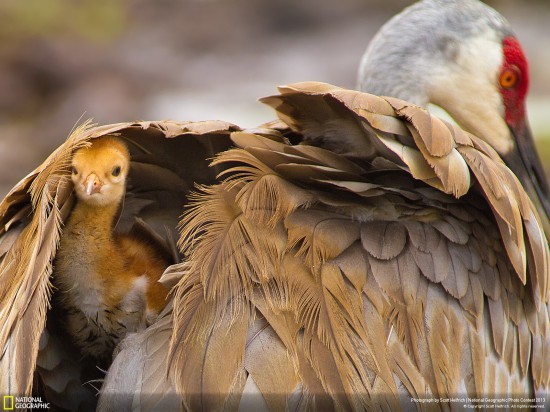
112,166,121,177
72,166,78,175
500,68,518,89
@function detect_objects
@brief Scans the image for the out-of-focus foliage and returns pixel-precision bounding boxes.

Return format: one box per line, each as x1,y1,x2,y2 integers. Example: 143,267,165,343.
0,0,127,45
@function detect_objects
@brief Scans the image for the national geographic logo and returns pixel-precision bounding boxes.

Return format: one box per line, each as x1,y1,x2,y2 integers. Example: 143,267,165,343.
2,396,49,410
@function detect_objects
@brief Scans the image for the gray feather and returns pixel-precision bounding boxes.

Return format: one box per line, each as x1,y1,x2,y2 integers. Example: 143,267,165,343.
357,0,512,104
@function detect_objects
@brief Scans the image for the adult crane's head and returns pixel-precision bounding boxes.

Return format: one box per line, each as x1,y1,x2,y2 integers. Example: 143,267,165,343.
357,0,550,227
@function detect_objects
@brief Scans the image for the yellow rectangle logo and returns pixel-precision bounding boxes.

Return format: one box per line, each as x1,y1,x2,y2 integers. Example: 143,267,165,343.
3,396,14,410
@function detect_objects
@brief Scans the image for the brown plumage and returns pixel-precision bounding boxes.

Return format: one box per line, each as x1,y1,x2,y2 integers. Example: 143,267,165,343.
1,2,549,410
166,84,549,410
53,136,169,363
0,120,236,410
0,92,548,410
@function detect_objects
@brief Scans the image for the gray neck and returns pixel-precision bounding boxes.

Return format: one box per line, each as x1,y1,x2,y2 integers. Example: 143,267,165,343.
356,0,512,106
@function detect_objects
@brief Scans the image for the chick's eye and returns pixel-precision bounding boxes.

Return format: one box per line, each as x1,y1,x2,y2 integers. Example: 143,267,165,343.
71,167,78,175
112,166,121,177
500,68,518,89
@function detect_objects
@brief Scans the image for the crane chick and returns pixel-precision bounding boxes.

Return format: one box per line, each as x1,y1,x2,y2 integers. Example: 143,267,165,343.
54,136,169,364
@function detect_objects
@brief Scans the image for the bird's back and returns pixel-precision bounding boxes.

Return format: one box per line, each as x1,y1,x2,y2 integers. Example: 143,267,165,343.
166,83,549,409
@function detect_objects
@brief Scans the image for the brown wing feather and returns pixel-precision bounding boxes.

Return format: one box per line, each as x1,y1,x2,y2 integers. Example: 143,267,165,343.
0,134,80,395
0,120,237,406
173,82,549,409
2,82,548,408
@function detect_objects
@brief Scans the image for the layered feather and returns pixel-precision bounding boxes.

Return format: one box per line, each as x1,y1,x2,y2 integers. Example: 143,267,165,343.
1,82,548,410
0,120,237,408
172,82,549,409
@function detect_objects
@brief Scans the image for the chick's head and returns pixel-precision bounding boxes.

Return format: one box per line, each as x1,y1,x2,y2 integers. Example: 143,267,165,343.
71,137,130,207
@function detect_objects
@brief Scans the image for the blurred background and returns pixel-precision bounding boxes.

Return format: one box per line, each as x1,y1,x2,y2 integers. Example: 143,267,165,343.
1,0,549,198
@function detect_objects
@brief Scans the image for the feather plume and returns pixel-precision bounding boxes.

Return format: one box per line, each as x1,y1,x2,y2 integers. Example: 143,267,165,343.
0,121,93,395
173,82,548,408
0,119,238,405
1,81,548,408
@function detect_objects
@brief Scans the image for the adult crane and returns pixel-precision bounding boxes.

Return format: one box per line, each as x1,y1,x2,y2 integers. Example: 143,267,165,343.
0,0,548,410
357,0,550,235
163,0,550,409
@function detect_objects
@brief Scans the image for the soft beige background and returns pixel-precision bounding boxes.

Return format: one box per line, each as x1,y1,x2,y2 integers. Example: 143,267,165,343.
1,0,549,199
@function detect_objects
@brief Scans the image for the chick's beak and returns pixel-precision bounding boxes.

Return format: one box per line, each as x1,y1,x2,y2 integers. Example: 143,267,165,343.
503,121,550,237
84,173,103,196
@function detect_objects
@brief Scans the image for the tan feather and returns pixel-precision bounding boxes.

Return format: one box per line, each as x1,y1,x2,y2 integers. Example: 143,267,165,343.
0,119,238,406
1,78,548,409
175,294,249,411
286,210,361,272
425,283,465,399
0,171,67,395
243,314,300,411
98,303,181,412
171,82,548,409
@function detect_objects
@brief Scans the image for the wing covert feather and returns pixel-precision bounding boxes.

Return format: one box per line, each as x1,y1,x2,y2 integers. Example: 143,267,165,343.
172,82,548,409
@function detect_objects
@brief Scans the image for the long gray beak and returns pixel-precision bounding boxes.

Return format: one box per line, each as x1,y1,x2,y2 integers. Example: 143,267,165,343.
503,121,550,237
